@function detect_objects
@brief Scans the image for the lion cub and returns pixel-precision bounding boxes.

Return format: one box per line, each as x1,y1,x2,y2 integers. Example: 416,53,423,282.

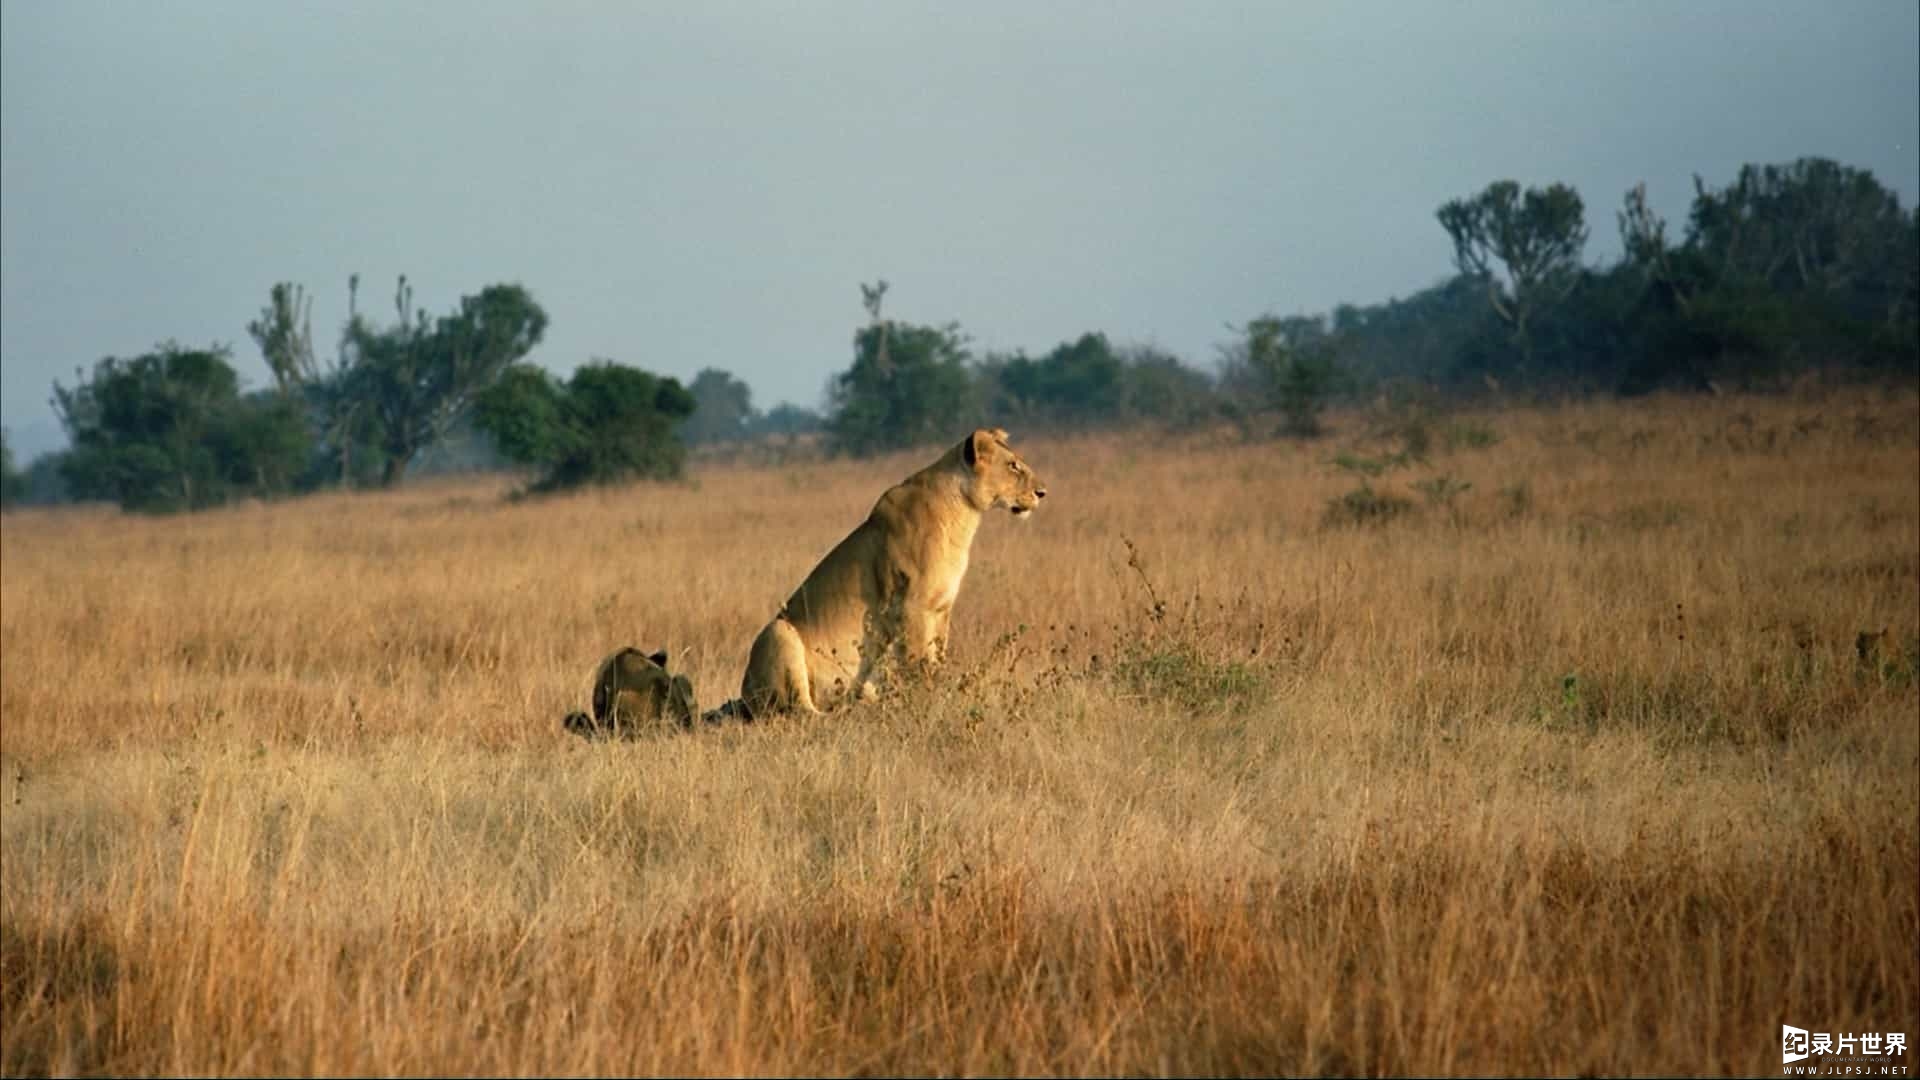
733,427,1046,718
563,646,698,738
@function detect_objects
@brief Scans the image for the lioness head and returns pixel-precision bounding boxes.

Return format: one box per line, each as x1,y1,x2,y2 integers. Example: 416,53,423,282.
564,646,699,739
962,427,1047,518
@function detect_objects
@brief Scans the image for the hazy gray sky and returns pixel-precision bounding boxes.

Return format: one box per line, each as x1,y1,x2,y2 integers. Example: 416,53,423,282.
3,1,1916,458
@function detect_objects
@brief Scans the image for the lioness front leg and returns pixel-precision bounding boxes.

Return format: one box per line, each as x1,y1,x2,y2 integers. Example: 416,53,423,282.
893,587,953,682
927,606,954,666
852,617,889,702
898,607,946,669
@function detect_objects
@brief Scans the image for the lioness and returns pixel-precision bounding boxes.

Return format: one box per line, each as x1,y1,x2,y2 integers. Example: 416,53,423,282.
733,427,1045,717
563,646,698,738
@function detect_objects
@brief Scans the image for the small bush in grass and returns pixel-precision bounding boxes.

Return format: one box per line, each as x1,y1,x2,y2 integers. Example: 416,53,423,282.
1109,538,1272,712
1114,640,1269,712
1324,483,1416,528
1413,474,1473,509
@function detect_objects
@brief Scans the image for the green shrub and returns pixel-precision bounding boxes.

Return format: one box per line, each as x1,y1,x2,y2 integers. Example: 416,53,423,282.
476,360,695,492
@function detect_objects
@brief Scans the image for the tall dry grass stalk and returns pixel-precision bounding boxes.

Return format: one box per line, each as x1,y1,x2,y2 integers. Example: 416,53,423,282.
2,388,1916,1075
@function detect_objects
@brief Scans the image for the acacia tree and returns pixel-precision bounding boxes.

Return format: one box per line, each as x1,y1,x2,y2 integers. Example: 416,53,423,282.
340,276,548,486
1437,180,1588,375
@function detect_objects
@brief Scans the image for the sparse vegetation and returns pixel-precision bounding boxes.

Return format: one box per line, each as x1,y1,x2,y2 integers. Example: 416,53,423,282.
1322,435,1421,528
1,389,1914,1075
1322,482,1417,528
1413,472,1472,502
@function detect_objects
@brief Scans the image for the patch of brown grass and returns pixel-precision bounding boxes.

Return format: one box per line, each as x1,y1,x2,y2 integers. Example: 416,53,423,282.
2,387,1916,1075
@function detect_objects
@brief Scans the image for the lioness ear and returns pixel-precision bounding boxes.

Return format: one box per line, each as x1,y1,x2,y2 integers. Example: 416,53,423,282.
966,428,994,469
649,649,669,668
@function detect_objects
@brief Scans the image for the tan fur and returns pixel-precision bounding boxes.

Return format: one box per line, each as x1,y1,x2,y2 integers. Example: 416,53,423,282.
564,646,698,738
734,428,1046,717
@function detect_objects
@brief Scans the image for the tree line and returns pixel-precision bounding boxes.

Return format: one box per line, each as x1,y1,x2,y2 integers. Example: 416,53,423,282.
819,156,1916,455
3,154,1913,512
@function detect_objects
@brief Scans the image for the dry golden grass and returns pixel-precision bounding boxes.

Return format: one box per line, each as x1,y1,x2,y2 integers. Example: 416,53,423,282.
2,388,1916,1076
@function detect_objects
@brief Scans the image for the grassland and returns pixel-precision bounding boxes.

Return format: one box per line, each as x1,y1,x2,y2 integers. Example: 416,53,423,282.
2,387,1916,1076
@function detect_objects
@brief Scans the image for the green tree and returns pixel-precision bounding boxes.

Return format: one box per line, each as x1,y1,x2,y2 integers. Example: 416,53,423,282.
981,333,1124,426
244,276,388,488
475,365,569,468
1684,159,1917,371
749,402,823,438
826,282,975,457
248,282,318,394
1299,275,1504,395
1619,184,1690,307
681,367,759,444
1437,180,1589,376
52,343,310,512
1612,163,1917,384
1117,345,1217,427
211,391,314,493
0,429,24,508
1687,158,1910,300
1245,316,1338,437
340,276,548,487
475,360,695,491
